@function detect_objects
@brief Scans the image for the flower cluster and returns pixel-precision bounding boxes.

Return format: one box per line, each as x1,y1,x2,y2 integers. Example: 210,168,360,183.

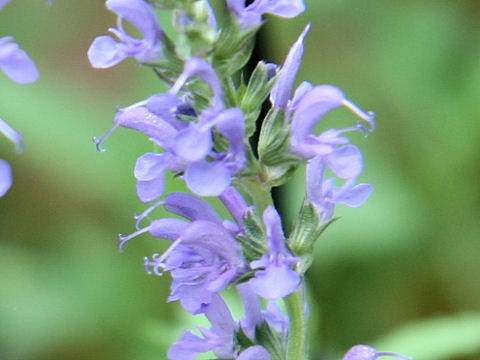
89,0,411,359
0,0,39,197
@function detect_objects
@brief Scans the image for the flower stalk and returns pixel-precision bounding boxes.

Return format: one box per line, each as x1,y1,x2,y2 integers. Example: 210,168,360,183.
285,285,309,360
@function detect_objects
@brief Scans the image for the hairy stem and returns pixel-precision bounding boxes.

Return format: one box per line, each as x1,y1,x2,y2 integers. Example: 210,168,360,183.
284,284,309,360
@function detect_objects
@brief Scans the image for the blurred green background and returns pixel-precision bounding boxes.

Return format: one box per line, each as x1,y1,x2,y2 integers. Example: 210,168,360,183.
1,0,479,359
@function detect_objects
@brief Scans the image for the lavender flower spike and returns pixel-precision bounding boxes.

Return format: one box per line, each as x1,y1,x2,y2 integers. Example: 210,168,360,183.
249,206,300,300
88,0,164,68
342,345,412,360
270,24,310,111
0,36,39,84
227,0,306,30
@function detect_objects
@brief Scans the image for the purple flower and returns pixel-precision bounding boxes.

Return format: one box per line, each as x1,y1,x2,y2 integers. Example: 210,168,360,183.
290,85,375,160
249,206,300,300
0,117,24,153
238,282,289,340
306,156,372,223
227,0,305,30
130,106,246,199
168,293,236,360
0,36,38,84
0,118,24,197
119,192,225,250
168,293,271,360
88,0,164,68
270,24,310,111
93,58,246,198
118,192,245,314
219,186,250,234
0,159,12,197
238,345,271,360
127,220,243,315
342,345,412,360
0,0,11,10
146,220,244,313
169,57,224,111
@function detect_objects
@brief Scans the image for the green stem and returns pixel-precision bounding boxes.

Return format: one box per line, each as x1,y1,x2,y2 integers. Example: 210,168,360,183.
234,177,273,215
284,283,309,360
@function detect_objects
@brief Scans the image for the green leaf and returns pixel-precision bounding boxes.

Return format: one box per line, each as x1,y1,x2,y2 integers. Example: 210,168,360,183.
374,312,480,360
255,321,286,360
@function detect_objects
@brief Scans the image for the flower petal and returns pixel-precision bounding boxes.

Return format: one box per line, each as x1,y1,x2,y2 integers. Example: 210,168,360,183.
0,0,12,11
87,35,126,69
249,263,300,300
291,85,345,143
342,345,377,360
0,117,24,152
116,106,178,145
173,124,212,162
0,159,12,197
325,145,363,179
149,218,190,240
270,24,310,110
263,206,286,253
106,0,163,44
0,37,38,84
336,183,373,208
164,192,222,223
185,161,231,196
238,346,271,360
253,0,305,18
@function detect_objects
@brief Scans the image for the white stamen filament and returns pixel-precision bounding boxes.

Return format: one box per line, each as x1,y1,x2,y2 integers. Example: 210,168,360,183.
118,226,150,251
342,98,376,131
134,199,165,229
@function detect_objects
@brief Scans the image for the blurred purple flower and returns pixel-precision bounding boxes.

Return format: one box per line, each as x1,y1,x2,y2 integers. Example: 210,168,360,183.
88,0,164,68
0,36,38,84
249,206,300,300
227,0,305,30
0,118,24,197
306,156,372,223
0,159,12,197
0,0,11,10
342,345,412,360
